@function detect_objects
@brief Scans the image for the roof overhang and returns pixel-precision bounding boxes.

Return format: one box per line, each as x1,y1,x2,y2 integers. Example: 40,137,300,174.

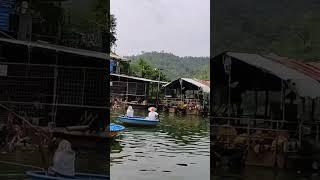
0,37,108,60
163,78,210,93
110,52,129,62
110,73,168,84
224,52,320,98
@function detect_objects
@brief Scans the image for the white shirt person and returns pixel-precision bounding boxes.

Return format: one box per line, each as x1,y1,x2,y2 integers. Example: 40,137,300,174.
146,107,158,120
126,106,134,117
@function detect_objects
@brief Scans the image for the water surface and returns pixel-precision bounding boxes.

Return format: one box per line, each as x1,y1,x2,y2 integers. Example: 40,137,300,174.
111,111,210,180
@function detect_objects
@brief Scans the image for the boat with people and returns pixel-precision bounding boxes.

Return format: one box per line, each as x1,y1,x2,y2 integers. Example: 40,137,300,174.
26,171,109,180
117,106,160,126
117,116,160,126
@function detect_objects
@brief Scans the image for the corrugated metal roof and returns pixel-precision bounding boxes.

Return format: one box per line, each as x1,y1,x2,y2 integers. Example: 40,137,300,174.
226,52,320,98
308,62,320,70
163,78,210,93
196,79,210,87
110,52,128,61
110,73,168,84
263,54,320,82
0,37,108,60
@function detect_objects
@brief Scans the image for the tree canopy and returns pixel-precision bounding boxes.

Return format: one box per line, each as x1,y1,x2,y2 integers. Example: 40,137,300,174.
126,52,210,81
129,58,168,81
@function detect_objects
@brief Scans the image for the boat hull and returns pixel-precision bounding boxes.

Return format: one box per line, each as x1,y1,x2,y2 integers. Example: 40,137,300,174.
117,116,159,126
26,171,109,180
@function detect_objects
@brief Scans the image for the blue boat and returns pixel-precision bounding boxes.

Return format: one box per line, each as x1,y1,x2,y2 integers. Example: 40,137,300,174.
117,116,160,126
109,123,125,132
106,123,125,138
26,171,109,180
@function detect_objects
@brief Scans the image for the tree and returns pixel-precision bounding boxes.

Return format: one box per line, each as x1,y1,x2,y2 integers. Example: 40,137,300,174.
193,66,210,80
129,58,168,81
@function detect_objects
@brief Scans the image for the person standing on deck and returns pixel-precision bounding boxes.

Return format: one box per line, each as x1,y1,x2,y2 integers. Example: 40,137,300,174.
147,107,158,120
126,106,134,117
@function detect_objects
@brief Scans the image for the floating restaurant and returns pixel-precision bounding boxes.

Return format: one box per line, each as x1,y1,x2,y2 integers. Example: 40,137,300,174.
211,51,320,169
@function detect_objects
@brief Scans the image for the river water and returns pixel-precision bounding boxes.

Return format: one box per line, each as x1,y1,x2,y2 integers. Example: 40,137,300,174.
110,111,210,180
0,146,109,179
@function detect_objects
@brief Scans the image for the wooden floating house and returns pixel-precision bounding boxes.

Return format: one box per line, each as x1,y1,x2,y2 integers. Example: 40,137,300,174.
0,37,108,136
110,73,168,110
0,0,111,149
110,53,168,110
211,51,320,169
162,78,210,115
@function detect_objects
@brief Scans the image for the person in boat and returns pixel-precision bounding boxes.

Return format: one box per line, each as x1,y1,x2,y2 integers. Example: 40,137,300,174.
146,107,158,120
126,106,134,117
48,139,75,177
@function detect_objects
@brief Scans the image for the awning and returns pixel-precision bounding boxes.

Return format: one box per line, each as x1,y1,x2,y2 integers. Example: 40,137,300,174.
226,52,320,98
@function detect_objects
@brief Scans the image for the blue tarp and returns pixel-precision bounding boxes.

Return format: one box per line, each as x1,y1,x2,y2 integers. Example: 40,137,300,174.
0,0,15,31
110,60,117,73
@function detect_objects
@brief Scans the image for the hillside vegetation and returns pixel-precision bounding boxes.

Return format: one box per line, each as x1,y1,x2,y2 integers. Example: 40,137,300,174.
126,52,210,81
214,0,320,61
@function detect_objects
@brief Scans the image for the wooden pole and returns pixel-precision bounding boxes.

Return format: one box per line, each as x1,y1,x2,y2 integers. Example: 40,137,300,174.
282,80,285,122
316,124,319,144
254,90,258,127
299,98,305,148
265,90,269,118
228,70,231,125
81,69,86,105
144,83,147,100
51,52,58,125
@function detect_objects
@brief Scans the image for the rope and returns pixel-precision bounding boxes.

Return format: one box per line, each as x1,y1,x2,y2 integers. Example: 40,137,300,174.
0,160,44,171
0,104,50,139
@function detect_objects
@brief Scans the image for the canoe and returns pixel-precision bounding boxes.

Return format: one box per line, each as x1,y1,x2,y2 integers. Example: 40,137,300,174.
26,171,109,180
117,116,160,126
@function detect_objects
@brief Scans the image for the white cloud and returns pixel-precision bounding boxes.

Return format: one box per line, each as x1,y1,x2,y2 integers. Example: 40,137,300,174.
111,0,210,57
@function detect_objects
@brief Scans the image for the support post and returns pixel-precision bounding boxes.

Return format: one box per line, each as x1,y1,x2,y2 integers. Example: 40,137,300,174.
228,71,231,125
299,98,305,148
51,51,58,125
278,80,285,129
81,69,86,105
265,90,269,118
316,124,319,144
157,70,160,106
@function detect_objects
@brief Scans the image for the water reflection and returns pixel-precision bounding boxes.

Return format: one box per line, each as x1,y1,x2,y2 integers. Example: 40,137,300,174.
110,111,210,180
0,149,109,179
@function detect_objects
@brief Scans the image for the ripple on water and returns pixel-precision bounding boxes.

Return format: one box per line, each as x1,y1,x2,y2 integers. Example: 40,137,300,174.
110,112,210,180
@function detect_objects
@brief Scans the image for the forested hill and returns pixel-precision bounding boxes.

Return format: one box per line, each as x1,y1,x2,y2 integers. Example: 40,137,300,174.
214,0,320,60
125,52,210,81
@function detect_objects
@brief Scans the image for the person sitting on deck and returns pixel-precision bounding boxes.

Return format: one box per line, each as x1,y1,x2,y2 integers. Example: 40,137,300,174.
126,106,134,117
146,107,158,120
48,139,75,177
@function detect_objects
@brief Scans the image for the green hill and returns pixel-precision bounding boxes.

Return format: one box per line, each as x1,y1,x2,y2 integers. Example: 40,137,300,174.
214,0,320,60
125,52,210,81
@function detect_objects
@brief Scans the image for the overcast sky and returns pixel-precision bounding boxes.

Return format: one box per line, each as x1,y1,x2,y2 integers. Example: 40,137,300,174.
111,0,210,57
